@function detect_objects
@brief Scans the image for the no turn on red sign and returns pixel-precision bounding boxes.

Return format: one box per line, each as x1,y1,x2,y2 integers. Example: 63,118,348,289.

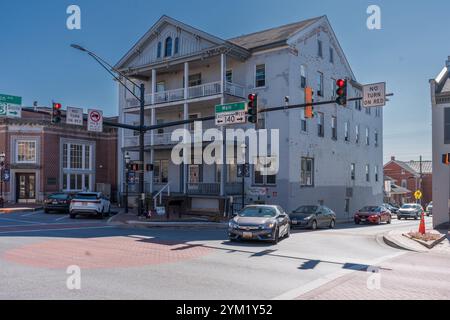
362,82,386,108
88,109,103,132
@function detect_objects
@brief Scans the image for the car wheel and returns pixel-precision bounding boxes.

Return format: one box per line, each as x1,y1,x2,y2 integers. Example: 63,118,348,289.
311,220,318,230
355,220,360,225
414,215,419,220
272,228,280,244
329,219,336,229
69,213,76,219
44,209,49,214
377,217,381,225
398,216,401,220
387,218,392,224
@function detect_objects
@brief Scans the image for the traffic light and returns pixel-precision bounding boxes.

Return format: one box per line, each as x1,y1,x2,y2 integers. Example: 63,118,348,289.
443,154,450,165
335,79,347,106
304,87,314,119
247,93,258,124
52,102,62,124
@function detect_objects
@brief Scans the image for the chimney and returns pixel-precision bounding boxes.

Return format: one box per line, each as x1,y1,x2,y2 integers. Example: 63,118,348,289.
391,156,396,161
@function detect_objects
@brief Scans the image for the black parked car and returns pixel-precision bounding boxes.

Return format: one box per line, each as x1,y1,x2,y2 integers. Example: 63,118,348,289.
44,193,72,213
289,205,336,230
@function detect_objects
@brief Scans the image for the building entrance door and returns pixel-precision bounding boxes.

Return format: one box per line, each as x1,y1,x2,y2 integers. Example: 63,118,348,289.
16,173,36,203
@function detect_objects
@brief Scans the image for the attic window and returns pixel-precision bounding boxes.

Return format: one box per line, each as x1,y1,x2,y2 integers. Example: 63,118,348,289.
157,42,162,58
174,37,180,55
164,37,173,57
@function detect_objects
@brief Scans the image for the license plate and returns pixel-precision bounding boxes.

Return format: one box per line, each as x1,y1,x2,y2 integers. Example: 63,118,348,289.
82,202,87,206
292,220,298,225
243,232,253,239
52,201,58,204
360,219,366,222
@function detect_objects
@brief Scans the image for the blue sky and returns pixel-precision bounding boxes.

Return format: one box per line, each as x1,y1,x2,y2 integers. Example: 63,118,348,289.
0,0,447,163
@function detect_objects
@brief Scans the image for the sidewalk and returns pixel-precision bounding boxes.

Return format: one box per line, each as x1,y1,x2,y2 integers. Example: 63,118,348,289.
107,211,228,229
297,249,450,300
0,204,44,214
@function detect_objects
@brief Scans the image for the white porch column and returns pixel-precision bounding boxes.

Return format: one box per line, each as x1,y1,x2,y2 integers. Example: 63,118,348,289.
183,62,189,194
220,53,227,197
150,69,156,194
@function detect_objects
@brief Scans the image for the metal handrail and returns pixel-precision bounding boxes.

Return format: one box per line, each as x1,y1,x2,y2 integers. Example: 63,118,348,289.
153,182,170,208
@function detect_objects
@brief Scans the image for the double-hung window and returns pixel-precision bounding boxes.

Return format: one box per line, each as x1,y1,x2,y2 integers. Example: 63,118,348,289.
16,141,36,163
331,116,337,140
345,121,350,142
301,157,314,187
317,72,324,97
317,112,324,137
255,64,266,88
300,65,307,89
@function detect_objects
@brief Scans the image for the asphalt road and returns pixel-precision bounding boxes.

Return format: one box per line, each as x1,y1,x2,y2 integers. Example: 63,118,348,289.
0,210,439,300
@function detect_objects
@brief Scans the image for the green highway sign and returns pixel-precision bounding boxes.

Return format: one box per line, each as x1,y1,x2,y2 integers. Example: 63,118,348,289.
215,102,247,126
0,94,22,118
0,94,22,106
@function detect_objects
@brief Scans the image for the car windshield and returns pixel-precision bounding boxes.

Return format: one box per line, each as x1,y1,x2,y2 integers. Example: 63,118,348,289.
359,206,380,212
238,207,277,218
293,206,318,214
74,194,99,200
401,204,417,209
48,194,69,200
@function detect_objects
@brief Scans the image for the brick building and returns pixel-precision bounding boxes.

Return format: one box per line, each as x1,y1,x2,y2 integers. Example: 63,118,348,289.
383,156,432,206
0,107,117,204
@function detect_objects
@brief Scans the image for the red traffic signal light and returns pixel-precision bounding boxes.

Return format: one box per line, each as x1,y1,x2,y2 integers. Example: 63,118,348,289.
52,102,62,124
335,79,347,106
247,94,258,124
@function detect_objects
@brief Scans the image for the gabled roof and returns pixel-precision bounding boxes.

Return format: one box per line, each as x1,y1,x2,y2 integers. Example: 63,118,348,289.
115,15,248,70
228,16,323,50
384,158,432,175
405,160,432,175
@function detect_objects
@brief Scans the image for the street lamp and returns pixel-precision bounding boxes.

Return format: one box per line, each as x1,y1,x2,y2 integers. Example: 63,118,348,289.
240,143,247,210
71,44,146,217
0,152,6,208
124,152,131,214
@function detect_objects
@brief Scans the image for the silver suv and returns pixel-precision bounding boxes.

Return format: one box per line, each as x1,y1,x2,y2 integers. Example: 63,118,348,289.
426,202,433,216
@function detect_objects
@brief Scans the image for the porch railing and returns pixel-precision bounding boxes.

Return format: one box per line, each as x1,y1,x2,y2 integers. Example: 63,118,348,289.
225,82,246,98
187,182,242,196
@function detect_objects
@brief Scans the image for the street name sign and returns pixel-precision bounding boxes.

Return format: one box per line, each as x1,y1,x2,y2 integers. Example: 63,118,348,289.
215,102,247,126
67,107,84,126
0,94,22,118
88,109,103,132
362,82,386,108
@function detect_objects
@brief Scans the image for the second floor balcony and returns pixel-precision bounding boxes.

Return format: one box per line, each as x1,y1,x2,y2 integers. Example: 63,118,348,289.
125,81,246,109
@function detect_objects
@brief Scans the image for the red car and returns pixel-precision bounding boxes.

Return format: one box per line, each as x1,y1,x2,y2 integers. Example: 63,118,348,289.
354,206,392,225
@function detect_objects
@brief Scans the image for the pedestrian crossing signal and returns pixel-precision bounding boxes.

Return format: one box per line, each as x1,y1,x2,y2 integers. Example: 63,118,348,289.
442,153,450,165
305,87,314,119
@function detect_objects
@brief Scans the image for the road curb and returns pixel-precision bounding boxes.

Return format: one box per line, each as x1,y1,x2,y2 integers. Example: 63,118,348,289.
382,231,426,252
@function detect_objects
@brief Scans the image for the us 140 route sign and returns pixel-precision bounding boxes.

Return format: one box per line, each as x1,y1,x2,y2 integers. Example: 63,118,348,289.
215,102,247,126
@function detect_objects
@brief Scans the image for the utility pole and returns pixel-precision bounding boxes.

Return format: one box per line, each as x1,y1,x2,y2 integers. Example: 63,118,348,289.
419,155,423,207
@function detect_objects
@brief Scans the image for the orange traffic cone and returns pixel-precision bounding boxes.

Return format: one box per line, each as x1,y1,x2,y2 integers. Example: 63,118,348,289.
419,212,426,235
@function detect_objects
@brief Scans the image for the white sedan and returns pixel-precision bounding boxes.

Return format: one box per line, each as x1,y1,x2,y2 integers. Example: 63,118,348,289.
70,192,111,219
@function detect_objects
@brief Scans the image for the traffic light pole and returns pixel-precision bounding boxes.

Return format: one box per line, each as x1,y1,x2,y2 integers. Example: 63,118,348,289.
138,83,145,217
